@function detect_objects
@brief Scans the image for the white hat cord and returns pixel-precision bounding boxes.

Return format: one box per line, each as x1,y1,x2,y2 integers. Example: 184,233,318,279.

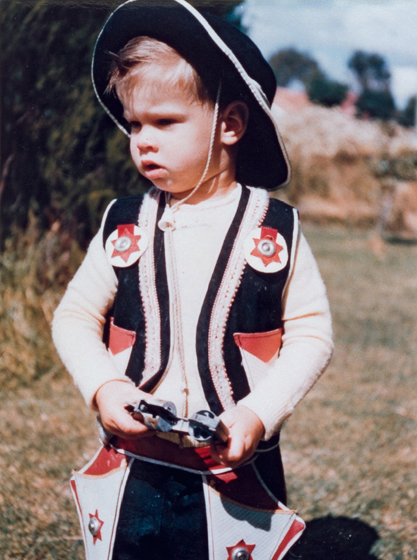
155,82,221,420
157,81,222,232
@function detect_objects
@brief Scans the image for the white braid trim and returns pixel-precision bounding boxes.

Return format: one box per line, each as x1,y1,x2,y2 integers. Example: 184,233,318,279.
282,208,300,298
138,188,162,382
208,187,269,409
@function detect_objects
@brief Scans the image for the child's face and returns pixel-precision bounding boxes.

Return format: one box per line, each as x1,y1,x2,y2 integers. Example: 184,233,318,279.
120,79,217,198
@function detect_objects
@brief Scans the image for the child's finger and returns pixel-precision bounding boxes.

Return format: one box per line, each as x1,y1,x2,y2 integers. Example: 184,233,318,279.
210,436,247,467
101,408,155,440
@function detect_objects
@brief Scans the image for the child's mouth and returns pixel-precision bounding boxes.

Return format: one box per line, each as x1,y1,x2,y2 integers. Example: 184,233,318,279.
142,162,165,180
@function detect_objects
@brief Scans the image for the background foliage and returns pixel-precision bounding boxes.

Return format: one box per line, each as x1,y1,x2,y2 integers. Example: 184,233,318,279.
0,0,243,251
268,46,413,121
1,1,139,250
307,75,349,109
348,50,396,120
269,47,323,89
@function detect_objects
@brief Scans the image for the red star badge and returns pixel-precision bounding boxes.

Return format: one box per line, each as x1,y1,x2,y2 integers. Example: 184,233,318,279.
250,226,283,267
88,509,104,544
111,224,141,263
226,539,256,560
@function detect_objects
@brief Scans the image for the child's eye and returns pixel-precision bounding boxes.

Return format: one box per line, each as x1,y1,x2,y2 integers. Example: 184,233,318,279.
129,121,141,132
157,119,175,127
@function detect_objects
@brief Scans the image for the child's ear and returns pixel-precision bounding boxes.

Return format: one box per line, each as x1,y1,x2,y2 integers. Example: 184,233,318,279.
220,101,249,146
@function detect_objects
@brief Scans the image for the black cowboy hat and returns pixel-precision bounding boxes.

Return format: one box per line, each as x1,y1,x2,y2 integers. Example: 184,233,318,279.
92,0,291,190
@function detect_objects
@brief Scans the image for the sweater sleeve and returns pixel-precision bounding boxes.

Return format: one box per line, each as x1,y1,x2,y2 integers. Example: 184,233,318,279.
238,226,334,440
51,202,133,409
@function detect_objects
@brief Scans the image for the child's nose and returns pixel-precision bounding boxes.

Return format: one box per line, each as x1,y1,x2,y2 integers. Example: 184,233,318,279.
135,128,158,152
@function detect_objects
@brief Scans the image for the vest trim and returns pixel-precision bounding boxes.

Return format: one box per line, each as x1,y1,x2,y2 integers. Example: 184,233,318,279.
282,208,299,297
196,186,270,413
137,189,162,384
140,190,171,392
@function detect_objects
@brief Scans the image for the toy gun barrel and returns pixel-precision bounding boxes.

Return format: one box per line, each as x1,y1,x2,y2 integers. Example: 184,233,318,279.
129,399,229,444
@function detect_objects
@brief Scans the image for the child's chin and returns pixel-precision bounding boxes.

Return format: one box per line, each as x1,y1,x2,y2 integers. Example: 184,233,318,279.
153,183,192,197
145,178,169,191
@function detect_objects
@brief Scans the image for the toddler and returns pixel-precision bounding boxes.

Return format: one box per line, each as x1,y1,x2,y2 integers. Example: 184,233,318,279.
52,2,333,559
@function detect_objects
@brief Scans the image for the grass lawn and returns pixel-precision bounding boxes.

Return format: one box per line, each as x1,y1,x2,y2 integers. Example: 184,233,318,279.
0,225,416,559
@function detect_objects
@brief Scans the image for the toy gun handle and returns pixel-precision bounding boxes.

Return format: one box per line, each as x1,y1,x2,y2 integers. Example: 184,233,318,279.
130,399,178,433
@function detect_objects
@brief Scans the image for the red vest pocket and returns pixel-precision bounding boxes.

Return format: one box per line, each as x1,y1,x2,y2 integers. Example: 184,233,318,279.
108,319,136,355
233,328,283,363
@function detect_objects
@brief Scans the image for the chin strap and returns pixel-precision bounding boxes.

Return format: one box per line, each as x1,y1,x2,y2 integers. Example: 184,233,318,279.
155,83,223,418
158,81,222,231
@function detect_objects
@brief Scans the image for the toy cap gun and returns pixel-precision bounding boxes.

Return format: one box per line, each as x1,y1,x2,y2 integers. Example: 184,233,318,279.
127,398,229,444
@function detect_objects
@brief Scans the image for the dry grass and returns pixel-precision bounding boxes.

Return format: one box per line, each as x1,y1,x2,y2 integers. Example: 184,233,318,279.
283,226,417,560
0,216,84,391
276,104,416,161
1,225,416,559
0,380,97,560
274,104,417,235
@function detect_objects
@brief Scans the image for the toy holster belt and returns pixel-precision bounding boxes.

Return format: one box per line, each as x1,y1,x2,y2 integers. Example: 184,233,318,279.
70,436,305,560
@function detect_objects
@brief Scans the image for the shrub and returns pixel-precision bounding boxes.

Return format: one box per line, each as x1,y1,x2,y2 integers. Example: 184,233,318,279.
0,216,84,390
356,89,396,121
307,76,348,108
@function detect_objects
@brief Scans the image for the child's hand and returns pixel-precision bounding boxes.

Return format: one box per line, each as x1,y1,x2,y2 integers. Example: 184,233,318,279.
95,380,155,440
210,405,265,468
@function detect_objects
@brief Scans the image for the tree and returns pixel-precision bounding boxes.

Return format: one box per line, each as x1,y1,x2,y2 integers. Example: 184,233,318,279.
269,48,323,88
348,50,395,120
356,90,396,121
398,96,416,128
307,76,348,108
348,50,391,92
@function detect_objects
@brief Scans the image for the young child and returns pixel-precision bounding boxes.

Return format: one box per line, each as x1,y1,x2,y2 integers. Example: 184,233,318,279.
52,1,333,559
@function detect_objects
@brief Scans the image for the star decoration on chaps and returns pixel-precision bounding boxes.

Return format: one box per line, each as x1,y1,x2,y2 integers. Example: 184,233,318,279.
250,226,283,267
88,509,104,544
226,539,256,560
111,224,141,263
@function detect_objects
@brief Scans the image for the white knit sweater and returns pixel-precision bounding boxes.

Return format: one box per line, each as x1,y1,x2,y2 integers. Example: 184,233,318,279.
52,185,333,440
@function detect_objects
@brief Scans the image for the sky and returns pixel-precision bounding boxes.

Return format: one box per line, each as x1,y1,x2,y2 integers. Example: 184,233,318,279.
240,0,417,108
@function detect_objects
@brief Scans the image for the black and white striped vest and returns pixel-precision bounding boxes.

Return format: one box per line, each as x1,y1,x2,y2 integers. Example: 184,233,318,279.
103,186,298,416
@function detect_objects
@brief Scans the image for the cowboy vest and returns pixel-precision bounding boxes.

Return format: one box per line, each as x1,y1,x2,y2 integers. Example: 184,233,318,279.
102,186,298,416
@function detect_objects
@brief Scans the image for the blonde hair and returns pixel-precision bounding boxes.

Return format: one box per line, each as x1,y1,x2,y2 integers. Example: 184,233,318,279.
107,36,213,105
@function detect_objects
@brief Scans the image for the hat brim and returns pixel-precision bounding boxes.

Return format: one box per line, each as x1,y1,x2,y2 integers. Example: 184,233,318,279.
92,0,291,190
